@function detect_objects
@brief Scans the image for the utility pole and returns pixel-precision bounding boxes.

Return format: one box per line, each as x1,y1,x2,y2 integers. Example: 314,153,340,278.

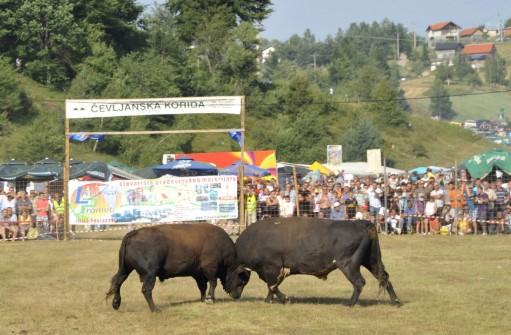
396,32,400,60
413,30,417,49
313,53,317,70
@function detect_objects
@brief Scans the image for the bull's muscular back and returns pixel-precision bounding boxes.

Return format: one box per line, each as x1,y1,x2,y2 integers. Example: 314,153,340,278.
125,223,236,279
235,217,370,276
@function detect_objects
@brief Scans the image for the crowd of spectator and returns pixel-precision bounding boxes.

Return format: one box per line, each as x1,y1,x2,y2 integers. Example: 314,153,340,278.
0,187,65,241
245,168,511,235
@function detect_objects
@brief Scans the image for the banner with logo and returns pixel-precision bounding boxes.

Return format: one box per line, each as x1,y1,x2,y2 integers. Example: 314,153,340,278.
68,176,238,225
66,96,242,119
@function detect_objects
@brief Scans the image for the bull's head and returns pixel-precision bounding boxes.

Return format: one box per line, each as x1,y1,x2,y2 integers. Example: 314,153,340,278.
225,266,251,299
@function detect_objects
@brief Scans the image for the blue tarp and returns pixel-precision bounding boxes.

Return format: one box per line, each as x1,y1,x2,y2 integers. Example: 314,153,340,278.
152,157,218,177
219,161,270,177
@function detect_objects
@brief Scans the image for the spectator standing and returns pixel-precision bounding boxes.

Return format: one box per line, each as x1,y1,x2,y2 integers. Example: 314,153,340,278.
423,195,437,235
402,199,416,234
279,195,294,218
15,191,33,217
330,202,344,220
18,208,32,240
430,184,445,218
494,180,509,234
344,190,358,219
246,189,257,225
368,184,382,228
475,186,489,235
317,187,332,219
446,182,464,234
35,192,51,234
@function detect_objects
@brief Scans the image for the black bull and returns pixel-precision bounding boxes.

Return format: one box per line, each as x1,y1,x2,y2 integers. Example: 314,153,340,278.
235,217,400,306
106,224,250,311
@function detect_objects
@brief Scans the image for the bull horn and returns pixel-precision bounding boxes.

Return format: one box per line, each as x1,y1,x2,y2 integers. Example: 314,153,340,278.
243,267,253,272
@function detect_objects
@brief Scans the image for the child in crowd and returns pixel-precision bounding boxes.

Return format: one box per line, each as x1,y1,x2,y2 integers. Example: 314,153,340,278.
18,208,33,241
422,195,437,235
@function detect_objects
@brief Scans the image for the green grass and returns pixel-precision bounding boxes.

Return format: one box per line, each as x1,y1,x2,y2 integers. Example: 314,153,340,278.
0,233,510,334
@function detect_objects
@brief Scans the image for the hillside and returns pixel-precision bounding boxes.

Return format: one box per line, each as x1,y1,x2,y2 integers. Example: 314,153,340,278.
401,42,511,122
0,74,498,171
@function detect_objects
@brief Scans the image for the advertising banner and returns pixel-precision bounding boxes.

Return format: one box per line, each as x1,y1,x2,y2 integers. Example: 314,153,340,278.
167,150,277,176
68,176,238,225
66,96,242,119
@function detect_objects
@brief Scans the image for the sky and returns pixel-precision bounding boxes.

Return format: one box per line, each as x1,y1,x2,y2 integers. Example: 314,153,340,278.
139,0,510,41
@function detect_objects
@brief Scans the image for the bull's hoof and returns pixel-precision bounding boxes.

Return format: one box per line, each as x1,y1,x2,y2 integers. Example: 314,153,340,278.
264,297,273,304
112,298,121,310
205,297,215,304
278,296,290,304
391,299,402,307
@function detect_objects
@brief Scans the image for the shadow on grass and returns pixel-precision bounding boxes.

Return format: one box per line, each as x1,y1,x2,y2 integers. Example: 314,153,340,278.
238,296,405,307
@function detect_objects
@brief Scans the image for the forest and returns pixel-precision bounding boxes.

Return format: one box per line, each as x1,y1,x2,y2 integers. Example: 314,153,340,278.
1,0,509,167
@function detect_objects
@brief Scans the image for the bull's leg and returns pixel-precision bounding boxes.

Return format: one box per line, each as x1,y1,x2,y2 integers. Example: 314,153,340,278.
363,263,401,306
110,271,132,310
262,267,289,304
338,264,366,306
194,275,208,302
205,279,217,303
141,274,158,312
202,269,218,303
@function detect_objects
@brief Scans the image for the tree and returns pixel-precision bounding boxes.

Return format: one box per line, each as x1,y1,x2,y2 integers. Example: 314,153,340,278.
69,42,117,97
341,119,383,161
11,112,63,160
0,58,31,121
72,0,146,55
166,0,272,44
275,111,332,163
14,0,87,88
505,17,511,28
429,78,455,120
484,53,507,86
370,77,408,127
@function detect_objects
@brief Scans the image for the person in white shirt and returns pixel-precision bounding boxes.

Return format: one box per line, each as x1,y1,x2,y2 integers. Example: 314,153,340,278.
423,196,437,235
279,195,295,218
430,184,444,217
386,209,401,234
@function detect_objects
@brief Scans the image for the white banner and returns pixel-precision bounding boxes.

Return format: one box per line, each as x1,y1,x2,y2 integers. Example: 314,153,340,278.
68,176,238,225
65,96,242,119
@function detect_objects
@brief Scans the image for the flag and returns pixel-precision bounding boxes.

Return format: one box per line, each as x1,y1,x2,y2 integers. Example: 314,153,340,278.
89,134,106,141
69,133,89,142
69,133,106,142
228,129,243,147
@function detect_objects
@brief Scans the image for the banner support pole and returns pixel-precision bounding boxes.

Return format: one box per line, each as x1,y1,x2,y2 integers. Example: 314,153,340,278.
64,118,70,240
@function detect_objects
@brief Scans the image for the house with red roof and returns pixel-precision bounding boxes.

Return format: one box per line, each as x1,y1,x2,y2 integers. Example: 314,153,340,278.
463,43,496,69
504,27,511,39
426,21,461,48
459,27,484,41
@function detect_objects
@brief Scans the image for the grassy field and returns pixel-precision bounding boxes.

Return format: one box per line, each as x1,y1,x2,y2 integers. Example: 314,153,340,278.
0,232,510,335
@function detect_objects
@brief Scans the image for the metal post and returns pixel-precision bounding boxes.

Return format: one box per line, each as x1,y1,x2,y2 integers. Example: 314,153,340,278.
239,96,246,230
452,160,458,235
63,118,70,240
292,167,300,217
383,156,388,233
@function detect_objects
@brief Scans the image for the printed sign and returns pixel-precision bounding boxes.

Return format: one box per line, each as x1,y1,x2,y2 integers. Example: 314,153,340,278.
65,96,242,119
327,145,343,166
68,176,238,225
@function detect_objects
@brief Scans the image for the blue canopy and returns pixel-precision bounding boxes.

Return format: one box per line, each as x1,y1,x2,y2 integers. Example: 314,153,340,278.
409,166,450,175
152,157,218,177
219,161,270,177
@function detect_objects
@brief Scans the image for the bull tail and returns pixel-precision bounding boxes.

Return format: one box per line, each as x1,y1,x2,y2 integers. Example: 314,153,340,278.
106,229,138,303
366,224,400,305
